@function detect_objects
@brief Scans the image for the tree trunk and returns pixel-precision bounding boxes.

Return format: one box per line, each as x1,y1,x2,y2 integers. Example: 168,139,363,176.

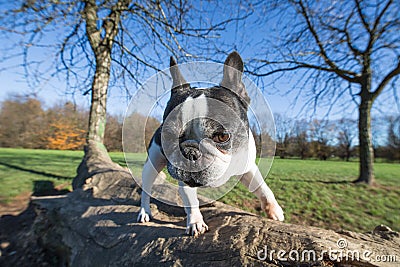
355,97,375,184
87,54,111,145
72,53,113,189
346,144,350,162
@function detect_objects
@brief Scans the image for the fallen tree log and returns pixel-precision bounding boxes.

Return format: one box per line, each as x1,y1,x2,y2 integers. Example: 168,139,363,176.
31,190,400,266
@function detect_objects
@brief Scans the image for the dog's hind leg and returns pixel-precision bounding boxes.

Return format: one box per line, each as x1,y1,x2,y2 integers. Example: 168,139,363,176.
178,181,208,237
137,141,166,223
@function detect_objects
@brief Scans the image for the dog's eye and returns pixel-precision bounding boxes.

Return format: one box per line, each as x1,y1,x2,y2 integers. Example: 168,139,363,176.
213,132,230,143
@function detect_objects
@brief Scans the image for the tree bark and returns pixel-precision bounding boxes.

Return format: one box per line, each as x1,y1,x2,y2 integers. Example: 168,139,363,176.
27,168,400,267
355,97,375,184
346,145,350,162
73,53,113,189
73,0,130,189
87,53,111,145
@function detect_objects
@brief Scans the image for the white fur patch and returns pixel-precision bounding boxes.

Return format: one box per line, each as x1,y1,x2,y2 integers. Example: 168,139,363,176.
181,93,208,126
204,130,255,187
142,140,167,193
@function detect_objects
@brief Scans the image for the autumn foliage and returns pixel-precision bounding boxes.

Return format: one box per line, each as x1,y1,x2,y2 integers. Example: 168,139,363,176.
0,96,160,152
47,121,86,150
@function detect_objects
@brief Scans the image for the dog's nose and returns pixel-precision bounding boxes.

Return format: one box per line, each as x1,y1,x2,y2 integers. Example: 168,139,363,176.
180,140,202,161
182,146,202,161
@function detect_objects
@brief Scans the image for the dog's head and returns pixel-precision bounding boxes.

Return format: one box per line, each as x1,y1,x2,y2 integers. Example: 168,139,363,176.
161,52,252,187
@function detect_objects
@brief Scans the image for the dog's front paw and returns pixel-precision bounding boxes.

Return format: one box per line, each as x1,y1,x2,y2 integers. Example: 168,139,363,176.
186,220,209,237
263,201,284,222
186,219,208,237
137,207,151,223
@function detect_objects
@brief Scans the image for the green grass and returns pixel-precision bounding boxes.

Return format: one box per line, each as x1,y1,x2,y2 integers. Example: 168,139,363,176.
221,159,400,232
0,148,82,202
0,148,399,233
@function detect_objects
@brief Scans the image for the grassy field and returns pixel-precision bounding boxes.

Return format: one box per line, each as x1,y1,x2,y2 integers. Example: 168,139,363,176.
0,147,399,233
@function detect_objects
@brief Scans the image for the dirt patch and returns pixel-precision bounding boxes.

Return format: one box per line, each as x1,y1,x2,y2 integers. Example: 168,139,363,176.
0,192,31,217
0,182,70,217
0,203,54,266
0,188,71,266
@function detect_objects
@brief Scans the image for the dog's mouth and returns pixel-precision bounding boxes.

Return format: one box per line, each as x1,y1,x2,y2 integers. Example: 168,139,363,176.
167,163,207,187
184,179,203,187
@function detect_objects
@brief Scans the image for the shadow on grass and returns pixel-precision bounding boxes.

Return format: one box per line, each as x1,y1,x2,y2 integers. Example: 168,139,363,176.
0,161,72,180
279,178,350,184
32,181,70,196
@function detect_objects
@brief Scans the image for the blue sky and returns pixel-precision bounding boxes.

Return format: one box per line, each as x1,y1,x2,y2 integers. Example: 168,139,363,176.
0,56,296,117
0,1,398,122
0,2,296,117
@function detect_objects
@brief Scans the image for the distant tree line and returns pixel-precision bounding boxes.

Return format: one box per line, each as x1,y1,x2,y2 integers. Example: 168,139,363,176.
0,96,87,150
0,96,158,152
272,114,400,162
0,96,398,162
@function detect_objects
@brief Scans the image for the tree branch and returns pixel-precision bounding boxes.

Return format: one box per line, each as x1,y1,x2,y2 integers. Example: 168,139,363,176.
296,0,360,83
372,57,400,100
248,59,359,83
366,0,393,53
354,0,371,34
320,10,363,58
101,0,130,46
83,0,101,50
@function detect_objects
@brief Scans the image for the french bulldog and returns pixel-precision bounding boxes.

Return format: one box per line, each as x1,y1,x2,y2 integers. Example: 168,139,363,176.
137,52,284,236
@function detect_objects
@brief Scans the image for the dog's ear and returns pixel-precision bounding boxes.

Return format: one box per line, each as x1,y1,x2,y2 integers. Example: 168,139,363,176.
170,56,189,92
221,52,250,106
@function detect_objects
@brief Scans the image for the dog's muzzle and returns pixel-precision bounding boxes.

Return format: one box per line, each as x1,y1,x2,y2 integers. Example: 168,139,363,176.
180,140,202,161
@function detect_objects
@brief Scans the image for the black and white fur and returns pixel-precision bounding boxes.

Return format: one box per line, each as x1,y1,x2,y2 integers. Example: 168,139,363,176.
138,52,284,236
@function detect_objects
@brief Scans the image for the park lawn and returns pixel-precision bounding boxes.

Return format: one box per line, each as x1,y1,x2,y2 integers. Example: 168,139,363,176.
0,148,82,201
0,148,399,233
221,159,400,233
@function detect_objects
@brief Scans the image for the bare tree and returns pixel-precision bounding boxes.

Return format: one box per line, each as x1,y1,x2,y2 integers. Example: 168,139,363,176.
287,119,309,159
386,115,400,161
309,119,333,160
1,1,251,186
249,0,400,184
336,118,357,161
274,113,292,158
